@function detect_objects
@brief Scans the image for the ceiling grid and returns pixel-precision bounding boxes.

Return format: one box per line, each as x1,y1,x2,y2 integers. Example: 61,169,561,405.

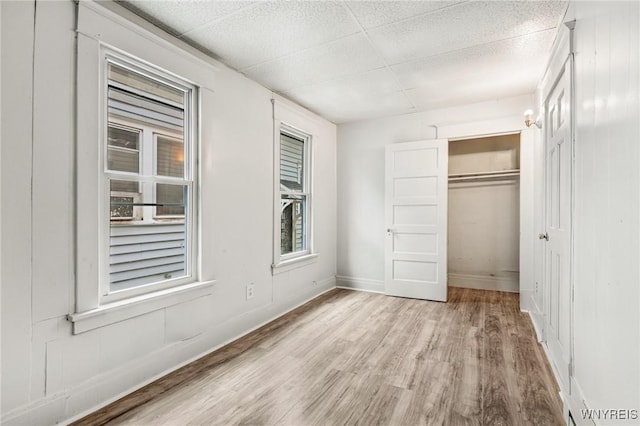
120,0,568,123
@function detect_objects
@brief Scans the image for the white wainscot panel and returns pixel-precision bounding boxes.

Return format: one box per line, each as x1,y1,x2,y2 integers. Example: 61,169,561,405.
46,310,165,392
97,310,165,373
165,295,214,343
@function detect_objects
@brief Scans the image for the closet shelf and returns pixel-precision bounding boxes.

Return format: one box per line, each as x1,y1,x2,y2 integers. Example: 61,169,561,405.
448,169,520,182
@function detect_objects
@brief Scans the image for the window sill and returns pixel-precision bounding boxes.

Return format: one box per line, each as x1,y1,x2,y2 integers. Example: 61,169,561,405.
271,253,319,275
67,280,215,334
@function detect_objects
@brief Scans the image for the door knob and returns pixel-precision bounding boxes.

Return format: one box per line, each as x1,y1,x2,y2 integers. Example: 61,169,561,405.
538,232,549,241
387,228,394,233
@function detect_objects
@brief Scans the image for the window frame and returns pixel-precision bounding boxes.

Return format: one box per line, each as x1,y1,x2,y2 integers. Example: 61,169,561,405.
70,1,217,334
107,117,187,222
100,52,197,304
272,122,315,271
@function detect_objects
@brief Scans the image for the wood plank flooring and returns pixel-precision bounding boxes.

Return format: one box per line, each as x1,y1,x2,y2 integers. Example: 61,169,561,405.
74,287,564,426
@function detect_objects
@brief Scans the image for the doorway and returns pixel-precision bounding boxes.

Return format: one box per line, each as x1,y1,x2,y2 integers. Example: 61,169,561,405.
384,134,522,301
447,134,521,293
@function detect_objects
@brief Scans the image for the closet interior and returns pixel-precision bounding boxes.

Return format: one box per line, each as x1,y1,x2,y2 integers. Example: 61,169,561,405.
447,134,521,293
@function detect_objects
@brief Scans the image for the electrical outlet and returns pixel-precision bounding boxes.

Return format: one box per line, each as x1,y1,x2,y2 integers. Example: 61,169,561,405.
246,283,255,300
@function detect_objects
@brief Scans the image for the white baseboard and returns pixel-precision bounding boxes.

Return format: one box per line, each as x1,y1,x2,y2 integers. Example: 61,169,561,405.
522,310,595,426
528,310,544,343
522,310,566,423
448,272,519,293
335,275,384,293
520,291,544,342
520,288,533,311
336,274,519,294
567,377,594,426
3,277,337,426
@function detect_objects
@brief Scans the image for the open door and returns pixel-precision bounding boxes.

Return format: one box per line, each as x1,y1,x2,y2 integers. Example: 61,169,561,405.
385,139,448,301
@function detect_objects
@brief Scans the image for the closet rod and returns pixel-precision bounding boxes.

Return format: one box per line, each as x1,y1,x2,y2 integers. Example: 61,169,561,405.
448,171,520,182
448,168,520,178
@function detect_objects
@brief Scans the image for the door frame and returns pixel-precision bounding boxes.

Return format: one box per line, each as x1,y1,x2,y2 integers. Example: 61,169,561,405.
538,21,576,401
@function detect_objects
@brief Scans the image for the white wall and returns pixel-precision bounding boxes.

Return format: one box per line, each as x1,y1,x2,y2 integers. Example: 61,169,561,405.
336,95,536,294
0,1,336,424
567,1,640,420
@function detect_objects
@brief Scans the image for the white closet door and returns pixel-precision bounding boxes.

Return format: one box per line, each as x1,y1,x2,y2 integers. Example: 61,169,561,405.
543,59,572,391
385,140,448,301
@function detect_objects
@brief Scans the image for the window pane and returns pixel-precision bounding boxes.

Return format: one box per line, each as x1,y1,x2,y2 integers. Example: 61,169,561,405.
108,126,140,173
109,220,187,292
156,183,186,216
108,148,139,174
108,64,184,105
110,196,134,219
156,135,184,178
110,179,141,220
110,179,138,194
280,133,304,192
108,63,185,138
109,181,187,292
108,126,139,150
281,194,306,255
105,61,192,295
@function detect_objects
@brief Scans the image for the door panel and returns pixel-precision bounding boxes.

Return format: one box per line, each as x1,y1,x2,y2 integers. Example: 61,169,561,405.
385,139,448,302
393,177,437,198
393,233,438,255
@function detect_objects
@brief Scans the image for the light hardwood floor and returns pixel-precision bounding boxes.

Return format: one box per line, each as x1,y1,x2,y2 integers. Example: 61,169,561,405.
75,287,564,426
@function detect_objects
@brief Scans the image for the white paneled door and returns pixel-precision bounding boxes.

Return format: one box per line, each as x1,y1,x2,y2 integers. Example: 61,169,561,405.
385,140,448,301
542,58,572,391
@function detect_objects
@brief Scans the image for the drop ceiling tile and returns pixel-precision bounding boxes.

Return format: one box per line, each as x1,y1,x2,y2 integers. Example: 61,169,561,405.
122,1,257,36
392,30,556,110
345,1,463,29
368,1,567,65
184,1,361,70
404,82,534,112
282,68,414,123
241,33,386,93
290,89,413,124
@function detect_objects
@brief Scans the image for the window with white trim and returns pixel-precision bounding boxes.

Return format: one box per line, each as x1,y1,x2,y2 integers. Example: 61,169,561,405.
104,57,196,297
278,126,311,260
70,2,216,334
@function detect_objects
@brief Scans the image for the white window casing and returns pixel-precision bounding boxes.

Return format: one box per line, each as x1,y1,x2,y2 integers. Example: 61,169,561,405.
271,98,321,274
70,1,217,334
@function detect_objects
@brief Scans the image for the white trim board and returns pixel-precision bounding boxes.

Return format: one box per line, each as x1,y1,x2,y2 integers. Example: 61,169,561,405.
567,377,593,426
337,274,519,294
335,275,385,294
521,291,544,342
448,272,519,293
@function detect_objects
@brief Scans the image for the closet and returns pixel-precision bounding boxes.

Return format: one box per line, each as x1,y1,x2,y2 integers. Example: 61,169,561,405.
447,134,520,293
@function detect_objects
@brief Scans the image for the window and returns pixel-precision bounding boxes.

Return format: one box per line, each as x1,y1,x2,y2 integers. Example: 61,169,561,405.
104,58,195,296
70,2,215,334
278,126,311,261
